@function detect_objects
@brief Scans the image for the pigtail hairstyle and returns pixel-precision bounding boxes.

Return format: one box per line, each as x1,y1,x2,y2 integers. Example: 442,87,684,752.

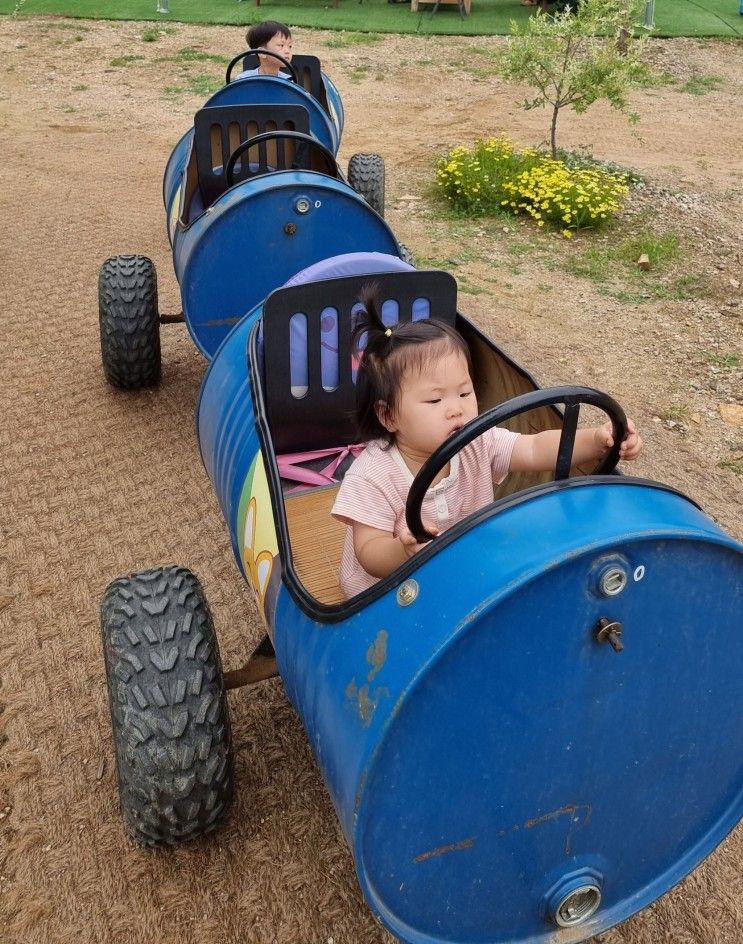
352,282,471,447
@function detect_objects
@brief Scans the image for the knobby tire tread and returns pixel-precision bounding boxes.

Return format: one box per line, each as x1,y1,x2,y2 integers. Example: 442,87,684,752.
101,565,234,846
347,153,385,218
99,254,161,390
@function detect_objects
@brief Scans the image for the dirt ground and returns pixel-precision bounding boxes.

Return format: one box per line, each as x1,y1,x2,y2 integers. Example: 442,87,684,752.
0,15,741,944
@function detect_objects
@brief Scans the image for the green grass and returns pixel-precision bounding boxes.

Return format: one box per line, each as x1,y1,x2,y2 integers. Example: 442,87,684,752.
707,352,742,369
616,230,680,266
562,226,708,303
347,63,372,83
171,47,229,64
608,275,703,304
144,44,230,94
507,241,535,257
446,46,499,80
718,458,743,475
634,69,677,89
662,405,691,425
567,228,680,281
109,54,144,66
324,31,383,47
37,19,88,28
161,72,223,97
2,0,741,37
141,24,176,39
426,194,703,305
681,74,725,95
186,73,223,95
415,248,478,269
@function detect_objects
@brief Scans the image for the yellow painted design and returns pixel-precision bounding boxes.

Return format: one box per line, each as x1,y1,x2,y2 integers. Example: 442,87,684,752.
169,185,181,242
241,454,279,614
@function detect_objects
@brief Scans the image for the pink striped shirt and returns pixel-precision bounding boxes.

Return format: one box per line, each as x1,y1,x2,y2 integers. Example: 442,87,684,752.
331,429,519,598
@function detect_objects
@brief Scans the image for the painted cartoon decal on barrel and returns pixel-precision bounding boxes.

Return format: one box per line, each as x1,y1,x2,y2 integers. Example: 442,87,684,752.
237,452,278,617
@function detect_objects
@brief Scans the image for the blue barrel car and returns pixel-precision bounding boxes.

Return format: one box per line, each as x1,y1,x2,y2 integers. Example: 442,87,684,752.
100,261,743,944
97,52,393,387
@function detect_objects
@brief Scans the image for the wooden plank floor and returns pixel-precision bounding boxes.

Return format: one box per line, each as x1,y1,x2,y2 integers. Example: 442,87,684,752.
284,485,346,605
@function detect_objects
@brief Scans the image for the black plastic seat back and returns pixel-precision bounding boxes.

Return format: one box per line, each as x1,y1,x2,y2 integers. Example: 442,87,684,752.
193,103,310,206
262,271,458,454
240,53,330,114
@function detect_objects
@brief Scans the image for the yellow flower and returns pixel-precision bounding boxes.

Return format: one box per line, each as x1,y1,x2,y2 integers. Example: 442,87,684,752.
562,229,573,239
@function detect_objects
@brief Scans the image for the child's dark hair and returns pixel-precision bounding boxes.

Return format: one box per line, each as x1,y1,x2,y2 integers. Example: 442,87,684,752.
246,21,292,49
353,282,472,446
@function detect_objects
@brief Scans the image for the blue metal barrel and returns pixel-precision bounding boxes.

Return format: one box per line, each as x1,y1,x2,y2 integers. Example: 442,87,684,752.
162,127,192,241
201,75,342,153
197,307,263,575
321,72,344,144
162,75,343,249
165,77,339,206
172,174,401,359
275,487,742,943
198,318,743,943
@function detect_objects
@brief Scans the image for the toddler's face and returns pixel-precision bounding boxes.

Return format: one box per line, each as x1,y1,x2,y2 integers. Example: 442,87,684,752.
259,32,294,71
383,349,478,459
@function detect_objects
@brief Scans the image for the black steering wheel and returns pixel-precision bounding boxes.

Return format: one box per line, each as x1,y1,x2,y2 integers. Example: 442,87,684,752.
225,49,299,85
225,130,340,186
405,386,628,544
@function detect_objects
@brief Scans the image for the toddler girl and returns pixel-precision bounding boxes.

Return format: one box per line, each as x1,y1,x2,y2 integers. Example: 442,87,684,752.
331,284,642,598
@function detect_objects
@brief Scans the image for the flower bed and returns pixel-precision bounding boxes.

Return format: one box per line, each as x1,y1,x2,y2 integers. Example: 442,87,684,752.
436,135,630,236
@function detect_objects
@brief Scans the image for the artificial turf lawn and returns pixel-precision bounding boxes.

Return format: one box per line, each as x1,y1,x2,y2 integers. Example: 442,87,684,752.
2,0,741,36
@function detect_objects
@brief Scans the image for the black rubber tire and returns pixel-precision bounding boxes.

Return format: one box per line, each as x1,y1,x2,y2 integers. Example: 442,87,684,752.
101,566,234,847
347,153,385,218
99,254,161,390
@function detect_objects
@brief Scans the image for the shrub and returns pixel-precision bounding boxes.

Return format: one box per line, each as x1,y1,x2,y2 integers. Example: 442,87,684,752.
436,136,629,233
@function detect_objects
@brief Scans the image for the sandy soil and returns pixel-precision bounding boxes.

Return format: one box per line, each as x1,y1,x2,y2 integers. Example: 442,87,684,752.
0,15,741,944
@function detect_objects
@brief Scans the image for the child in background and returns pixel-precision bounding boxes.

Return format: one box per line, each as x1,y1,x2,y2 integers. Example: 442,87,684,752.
331,284,643,598
239,21,293,78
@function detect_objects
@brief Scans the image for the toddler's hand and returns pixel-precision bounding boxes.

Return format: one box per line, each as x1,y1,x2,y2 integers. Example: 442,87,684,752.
595,418,643,461
399,521,440,558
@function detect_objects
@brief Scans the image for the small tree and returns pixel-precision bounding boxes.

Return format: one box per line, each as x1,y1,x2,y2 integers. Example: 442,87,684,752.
497,0,651,158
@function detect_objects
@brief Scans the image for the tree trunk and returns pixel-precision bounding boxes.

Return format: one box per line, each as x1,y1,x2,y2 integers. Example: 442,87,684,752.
550,104,559,159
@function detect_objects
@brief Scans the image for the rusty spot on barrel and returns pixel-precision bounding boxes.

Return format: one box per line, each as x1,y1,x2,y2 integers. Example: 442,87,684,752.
413,836,475,864
523,804,591,830
521,804,592,854
346,631,390,726
366,630,388,682
358,684,374,724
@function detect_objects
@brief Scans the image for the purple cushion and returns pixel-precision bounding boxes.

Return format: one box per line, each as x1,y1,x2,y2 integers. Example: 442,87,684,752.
282,251,413,286
275,252,432,391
